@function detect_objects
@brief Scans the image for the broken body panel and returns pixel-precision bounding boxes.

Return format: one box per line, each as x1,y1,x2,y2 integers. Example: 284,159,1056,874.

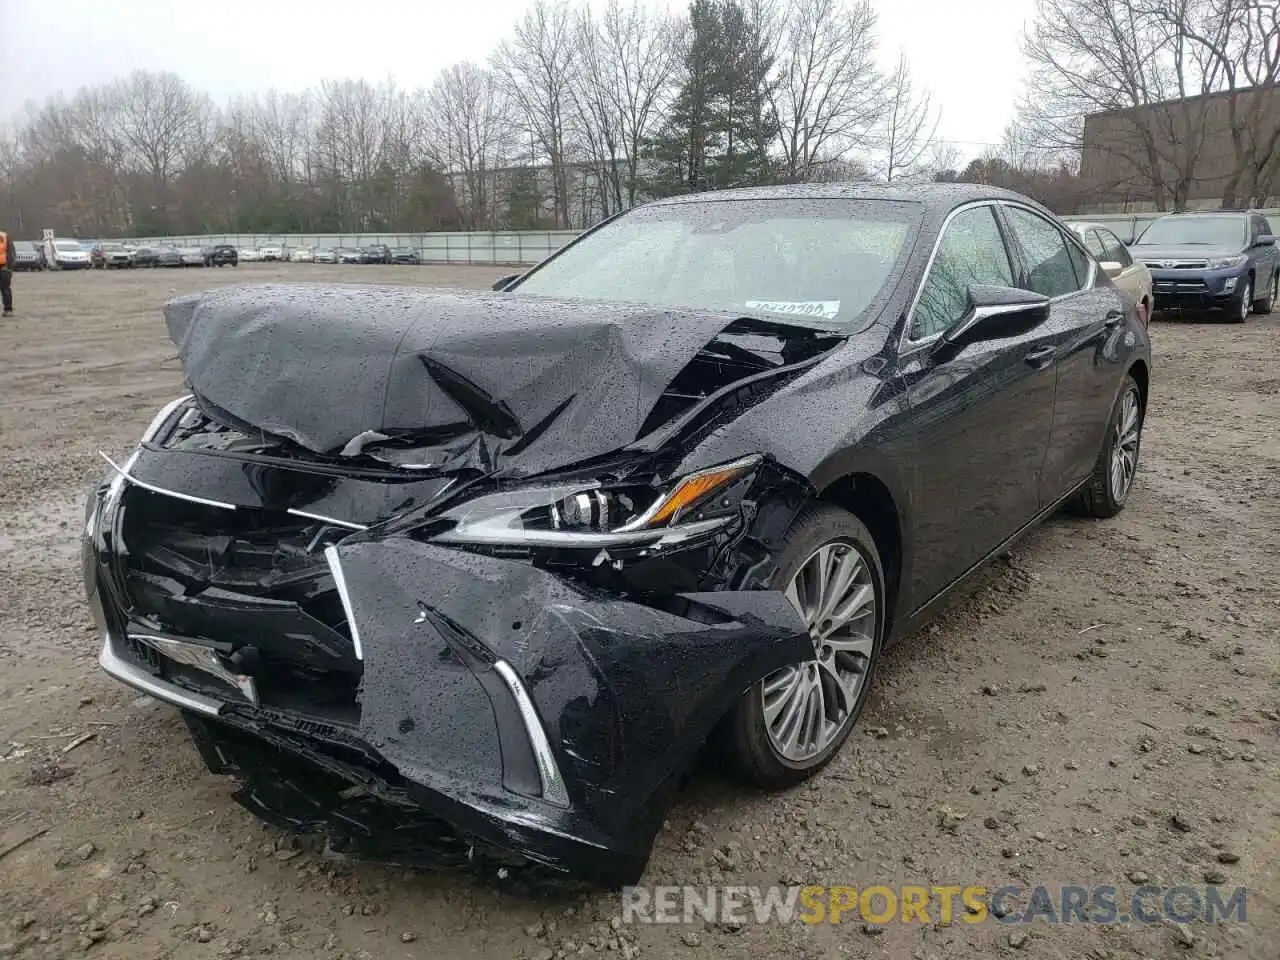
85,283,834,886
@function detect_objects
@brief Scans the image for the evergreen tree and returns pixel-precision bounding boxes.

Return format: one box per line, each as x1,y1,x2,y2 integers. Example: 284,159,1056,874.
644,0,778,197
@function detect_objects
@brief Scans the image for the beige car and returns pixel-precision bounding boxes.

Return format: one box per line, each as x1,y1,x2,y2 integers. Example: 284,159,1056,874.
1070,222,1154,324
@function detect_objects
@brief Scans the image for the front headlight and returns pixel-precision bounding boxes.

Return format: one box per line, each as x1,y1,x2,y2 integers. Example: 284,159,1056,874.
434,455,763,548
1206,255,1247,269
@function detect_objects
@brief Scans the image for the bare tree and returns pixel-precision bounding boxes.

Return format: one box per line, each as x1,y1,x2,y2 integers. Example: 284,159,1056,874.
1018,0,1278,210
878,51,938,182
1157,0,1280,206
770,0,886,181
571,0,679,213
492,0,579,228
926,140,962,180
111,71,208,183
427,62,511,228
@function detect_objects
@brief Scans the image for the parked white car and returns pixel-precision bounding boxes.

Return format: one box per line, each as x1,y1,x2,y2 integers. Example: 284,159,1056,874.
291,247,315,263
258,245,284,261
51,239,93,270
239,248,261,262
1069,222,1154,324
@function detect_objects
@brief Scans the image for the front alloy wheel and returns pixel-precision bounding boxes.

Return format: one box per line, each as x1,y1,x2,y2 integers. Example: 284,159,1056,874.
764,543,876,763
725,505,884,787
1234,281,1251,323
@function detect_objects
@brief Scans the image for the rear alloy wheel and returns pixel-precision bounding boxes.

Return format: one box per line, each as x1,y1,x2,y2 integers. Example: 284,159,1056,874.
725,505,884,787
1232,280,1251,322
1070,375,1144,519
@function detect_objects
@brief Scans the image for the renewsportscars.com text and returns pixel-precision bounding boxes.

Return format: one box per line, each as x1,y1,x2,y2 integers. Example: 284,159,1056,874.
620,884,1247,926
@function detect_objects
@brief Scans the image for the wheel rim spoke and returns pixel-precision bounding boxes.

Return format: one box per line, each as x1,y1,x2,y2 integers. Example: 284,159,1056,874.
763,538,878,763
1109,389,1141,501
826,632,875,658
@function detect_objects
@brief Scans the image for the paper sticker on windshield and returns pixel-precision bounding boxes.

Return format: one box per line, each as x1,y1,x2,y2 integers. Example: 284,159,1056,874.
744,300,841,320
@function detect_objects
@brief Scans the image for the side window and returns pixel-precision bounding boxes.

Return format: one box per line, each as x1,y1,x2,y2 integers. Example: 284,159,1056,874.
1253,215,1272,242
1004,207,1084,298
1066,237,1092,286
1100,230,1132,267
911,206,1014,340
1082,230,1108,259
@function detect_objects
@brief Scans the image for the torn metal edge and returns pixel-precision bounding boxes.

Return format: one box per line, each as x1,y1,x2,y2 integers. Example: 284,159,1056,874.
286,508,368,531
98,451,238,512
323,546,364,661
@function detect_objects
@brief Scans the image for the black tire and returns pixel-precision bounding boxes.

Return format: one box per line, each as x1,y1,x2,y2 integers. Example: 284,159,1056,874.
1231,280,1251,322
1256,271,1278,314
1069,374,1144,519
723,504,885,789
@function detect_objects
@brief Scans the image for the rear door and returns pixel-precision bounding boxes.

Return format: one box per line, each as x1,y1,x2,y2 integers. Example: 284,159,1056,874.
1000,205,1128,505
896,203,1059,604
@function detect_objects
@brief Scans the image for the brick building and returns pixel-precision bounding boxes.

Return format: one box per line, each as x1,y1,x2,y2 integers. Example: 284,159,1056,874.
1079,86,1280,213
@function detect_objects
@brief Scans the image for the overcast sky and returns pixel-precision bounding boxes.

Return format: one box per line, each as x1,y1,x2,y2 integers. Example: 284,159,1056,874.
1,0,1034,162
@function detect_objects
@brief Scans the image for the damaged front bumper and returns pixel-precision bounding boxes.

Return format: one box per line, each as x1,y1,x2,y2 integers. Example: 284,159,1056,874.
85,474,810,887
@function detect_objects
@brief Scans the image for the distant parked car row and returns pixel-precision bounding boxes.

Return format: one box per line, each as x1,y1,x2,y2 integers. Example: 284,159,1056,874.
21,239,435,271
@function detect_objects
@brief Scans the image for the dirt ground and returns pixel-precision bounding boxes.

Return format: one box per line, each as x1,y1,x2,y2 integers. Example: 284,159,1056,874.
0,264,1277,960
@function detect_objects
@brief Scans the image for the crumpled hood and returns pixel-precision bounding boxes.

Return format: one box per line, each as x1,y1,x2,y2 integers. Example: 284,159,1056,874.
164,284,750,477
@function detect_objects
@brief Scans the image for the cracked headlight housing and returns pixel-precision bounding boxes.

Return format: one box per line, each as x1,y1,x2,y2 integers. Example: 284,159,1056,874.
434,455,763,548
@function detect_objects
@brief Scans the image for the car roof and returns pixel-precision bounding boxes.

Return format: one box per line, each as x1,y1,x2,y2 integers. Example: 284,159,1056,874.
1154,211,1248,219
644,180,1041,214
1069,222,1121,235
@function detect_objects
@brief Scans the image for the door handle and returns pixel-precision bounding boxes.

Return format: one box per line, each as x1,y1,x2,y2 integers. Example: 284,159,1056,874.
1103,309,1125,328
1024,345,1056,367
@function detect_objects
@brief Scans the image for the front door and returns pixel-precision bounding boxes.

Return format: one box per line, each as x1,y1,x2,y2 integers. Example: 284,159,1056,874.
895,203,1059,606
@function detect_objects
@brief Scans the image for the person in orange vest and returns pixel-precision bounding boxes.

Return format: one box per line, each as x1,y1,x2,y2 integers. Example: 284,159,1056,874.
0,229,13,316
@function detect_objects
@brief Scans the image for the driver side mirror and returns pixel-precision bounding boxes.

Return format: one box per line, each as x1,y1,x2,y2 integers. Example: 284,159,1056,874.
1099,260,1124,278
1253,234,1276,247
492,273,520,291
931,285,1051,363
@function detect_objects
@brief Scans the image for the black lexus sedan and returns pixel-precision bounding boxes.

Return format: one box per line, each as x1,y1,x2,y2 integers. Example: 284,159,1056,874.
82,183,1150,888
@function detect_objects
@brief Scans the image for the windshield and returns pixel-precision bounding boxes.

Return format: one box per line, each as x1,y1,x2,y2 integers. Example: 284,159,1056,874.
53,240,84,252
1136,216,1245,247
514,198,919,328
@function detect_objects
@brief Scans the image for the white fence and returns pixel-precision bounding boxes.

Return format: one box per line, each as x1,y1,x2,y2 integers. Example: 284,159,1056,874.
123,231,583,266
118,207,1280,265
1062,209,1280,244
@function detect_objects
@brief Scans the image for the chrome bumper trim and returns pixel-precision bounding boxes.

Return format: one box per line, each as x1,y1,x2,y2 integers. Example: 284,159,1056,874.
492,660,570,808
98,633,221,717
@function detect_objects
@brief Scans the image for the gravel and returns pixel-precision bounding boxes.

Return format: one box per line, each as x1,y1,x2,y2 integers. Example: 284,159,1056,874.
0,267,1277,959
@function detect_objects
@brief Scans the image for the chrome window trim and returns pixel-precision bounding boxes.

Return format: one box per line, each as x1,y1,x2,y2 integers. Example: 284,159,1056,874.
900,200,1095,357
899,201,1010,354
